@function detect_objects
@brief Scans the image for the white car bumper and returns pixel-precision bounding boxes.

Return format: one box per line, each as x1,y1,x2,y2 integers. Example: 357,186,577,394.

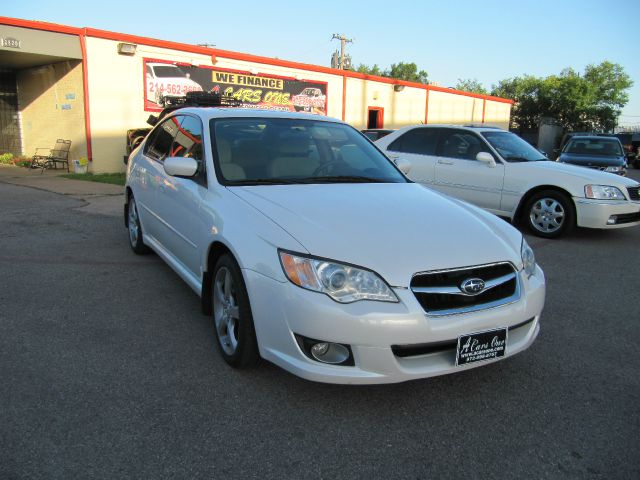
574,198,640,229
243,266,545,384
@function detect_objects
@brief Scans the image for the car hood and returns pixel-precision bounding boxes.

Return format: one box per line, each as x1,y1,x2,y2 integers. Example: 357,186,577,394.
558,153,625,167
230,183,523,287
522,160,638,186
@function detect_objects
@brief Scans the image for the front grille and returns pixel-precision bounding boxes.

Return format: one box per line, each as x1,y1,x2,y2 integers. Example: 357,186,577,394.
615,212,640,224
410,262,519,315
627,186,640,201
391,317,535,358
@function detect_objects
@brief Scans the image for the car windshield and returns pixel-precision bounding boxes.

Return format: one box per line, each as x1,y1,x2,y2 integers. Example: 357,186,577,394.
152,66,188,78
211,118,407,185
481,131,547,162
565,138,623,156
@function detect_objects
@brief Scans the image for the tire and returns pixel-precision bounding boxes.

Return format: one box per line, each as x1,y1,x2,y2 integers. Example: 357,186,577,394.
127,195,150,254
212,254,259,367
523,190,575,239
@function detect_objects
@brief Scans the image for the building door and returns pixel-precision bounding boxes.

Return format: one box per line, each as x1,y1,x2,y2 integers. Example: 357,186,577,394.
0,69,21,155
367,107,384,129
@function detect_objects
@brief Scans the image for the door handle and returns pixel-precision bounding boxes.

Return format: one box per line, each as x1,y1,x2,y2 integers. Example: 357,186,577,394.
437,159,454,165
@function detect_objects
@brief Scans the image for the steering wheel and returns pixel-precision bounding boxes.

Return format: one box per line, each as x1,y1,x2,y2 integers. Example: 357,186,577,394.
312,160,342,176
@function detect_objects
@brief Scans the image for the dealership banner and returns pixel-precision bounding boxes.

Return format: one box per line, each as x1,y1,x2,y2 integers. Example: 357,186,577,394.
144,59,328,114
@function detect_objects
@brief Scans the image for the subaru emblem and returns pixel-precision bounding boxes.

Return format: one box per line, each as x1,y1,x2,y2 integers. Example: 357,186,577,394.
461,278,485,295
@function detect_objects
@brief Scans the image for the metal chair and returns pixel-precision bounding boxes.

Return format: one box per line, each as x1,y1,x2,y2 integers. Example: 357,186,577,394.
31,139,72,173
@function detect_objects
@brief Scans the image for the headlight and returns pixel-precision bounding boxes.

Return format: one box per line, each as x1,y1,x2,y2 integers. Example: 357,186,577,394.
279,251,398,303
521,237,536,277
604,166,623,173
584,185,625,200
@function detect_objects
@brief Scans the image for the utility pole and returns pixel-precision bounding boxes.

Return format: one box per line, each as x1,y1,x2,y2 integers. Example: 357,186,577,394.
331,34,353,69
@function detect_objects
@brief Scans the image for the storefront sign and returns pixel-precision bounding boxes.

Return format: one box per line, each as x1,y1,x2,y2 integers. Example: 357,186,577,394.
144,59,328,115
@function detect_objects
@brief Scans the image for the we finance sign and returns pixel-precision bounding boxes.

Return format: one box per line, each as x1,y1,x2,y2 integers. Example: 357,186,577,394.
143,59,328,114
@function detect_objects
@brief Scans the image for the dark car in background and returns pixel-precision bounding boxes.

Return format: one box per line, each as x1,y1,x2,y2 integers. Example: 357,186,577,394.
614,132,640,168
557,135,627,176
361,129,395,141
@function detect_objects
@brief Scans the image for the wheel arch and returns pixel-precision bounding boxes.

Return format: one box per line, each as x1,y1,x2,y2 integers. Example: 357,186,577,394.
514,184,576,225
201,241,235,315
124,186,133,227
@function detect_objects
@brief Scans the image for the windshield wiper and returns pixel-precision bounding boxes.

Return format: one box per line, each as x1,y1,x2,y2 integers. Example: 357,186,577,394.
227,178,304,186
300,175,385,183
504,156,547,162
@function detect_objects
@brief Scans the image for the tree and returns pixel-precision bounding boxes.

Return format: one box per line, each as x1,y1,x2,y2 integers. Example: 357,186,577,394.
454,78,488,95
386,62,429,84
355,64,384,76
353,61,429,84
491,61,633,132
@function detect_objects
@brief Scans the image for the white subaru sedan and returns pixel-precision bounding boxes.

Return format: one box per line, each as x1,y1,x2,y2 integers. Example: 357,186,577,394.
376,125,640,238
124,109,545,384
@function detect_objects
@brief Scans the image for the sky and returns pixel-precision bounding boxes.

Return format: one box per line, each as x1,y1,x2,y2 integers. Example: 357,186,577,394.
4,0,640,127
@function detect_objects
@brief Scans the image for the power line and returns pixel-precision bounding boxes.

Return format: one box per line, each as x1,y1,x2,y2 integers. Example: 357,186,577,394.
331,34,353,69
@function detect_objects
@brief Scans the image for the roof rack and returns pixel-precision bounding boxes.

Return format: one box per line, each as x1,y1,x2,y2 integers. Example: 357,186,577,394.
160,90,243,108
148,91,243,126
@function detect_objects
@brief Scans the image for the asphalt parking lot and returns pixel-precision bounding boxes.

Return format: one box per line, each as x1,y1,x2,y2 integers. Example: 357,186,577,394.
1,169,639,479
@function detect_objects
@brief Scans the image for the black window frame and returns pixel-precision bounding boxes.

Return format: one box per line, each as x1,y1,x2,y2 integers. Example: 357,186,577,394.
170,114,207,187
143,115,180,162
387,127,442,156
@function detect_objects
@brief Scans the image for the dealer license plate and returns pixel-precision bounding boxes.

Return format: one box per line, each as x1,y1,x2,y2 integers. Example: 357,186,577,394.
456,328,507,366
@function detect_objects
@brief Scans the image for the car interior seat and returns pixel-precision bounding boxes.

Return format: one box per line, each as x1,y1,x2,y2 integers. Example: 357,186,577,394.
216,138,246,181
268,138,318,178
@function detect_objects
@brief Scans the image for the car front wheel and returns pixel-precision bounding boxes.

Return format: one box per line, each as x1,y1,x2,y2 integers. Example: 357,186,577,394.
127,195,150,254
524,190,574,238
212,254,259,367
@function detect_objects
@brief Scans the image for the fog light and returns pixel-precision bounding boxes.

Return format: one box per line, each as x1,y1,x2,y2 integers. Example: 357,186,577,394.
607,215,617,225
295,334,354,366
311,342,329,357
310,342,350,364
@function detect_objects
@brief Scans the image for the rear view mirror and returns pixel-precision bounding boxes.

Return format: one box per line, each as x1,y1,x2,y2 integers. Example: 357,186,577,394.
164,157,198,177
476,152,496,167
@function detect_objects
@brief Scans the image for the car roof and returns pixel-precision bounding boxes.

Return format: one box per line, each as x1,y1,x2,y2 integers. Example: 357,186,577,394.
396,124,508,133
173,107,345,123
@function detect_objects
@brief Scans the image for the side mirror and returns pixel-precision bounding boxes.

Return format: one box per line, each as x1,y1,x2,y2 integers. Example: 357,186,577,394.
393,157,411,175
476,152,496,167
538,148,548,157
164,157,198,177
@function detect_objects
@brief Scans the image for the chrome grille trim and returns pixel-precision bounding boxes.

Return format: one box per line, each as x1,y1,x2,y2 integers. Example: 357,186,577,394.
410,262,521,316
411,271,516,296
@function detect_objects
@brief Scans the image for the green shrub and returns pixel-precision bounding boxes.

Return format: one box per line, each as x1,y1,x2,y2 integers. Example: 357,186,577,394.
0,153,14,164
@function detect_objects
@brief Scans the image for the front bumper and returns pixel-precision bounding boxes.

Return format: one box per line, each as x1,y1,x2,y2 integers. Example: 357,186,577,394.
244,266,545,384
574,198,640,229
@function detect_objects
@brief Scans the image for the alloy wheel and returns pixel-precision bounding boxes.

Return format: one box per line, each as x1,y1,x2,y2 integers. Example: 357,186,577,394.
213,267,240,356
530,198,565,234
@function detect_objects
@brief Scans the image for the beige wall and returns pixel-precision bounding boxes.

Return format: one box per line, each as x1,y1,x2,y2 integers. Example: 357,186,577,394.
17,60,87,163
483,101,512,130
84,36,512,172
344,78,428,129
